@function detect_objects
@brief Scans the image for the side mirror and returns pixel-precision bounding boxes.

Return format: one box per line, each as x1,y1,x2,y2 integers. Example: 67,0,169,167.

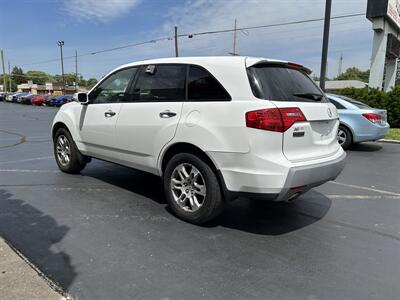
75,92,89,104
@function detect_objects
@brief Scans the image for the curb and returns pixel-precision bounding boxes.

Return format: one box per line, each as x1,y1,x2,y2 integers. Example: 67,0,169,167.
379,139,400,144
1,237,74,300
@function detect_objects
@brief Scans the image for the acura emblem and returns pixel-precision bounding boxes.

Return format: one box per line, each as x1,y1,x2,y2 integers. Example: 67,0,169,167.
327,108,332,118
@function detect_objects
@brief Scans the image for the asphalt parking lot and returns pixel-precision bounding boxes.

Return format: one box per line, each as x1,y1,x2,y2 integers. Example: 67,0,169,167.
0,101,399,300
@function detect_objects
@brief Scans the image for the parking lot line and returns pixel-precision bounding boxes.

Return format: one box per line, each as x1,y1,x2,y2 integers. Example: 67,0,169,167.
0,156,53,165
324,194,400,199
0,169,59,173
330,181,400,196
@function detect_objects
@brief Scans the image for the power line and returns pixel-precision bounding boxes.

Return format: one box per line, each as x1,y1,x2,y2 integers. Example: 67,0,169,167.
17,12,365,67
179,12,365,37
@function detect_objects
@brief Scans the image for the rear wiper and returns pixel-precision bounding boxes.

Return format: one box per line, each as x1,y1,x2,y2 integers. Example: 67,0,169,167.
293,92,323,101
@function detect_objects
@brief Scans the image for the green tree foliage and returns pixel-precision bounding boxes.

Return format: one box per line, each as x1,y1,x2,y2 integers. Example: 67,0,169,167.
86,78,98,89
5,66,97,90
11,66,25,84
0,75,17,92
335,67,370,82
333,87,400,128
25,71,51,85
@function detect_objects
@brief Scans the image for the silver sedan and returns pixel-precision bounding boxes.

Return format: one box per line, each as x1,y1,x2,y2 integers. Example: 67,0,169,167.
327,93,390,149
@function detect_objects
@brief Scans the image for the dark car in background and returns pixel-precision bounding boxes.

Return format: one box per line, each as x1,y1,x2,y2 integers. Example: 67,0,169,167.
44,95,59,106
19,94,37,104
53,95,74,107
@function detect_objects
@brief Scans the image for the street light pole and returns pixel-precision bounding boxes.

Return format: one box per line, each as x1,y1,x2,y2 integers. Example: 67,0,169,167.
1,50,6,93
174,26,179,57
57,40,65,93
319,0,332,91
75,50,78,92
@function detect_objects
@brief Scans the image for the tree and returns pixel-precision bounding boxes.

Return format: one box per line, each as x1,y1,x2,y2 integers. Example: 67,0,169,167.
25,70,51,85
11,66,25,84
335,67,370,82
86,78,98,88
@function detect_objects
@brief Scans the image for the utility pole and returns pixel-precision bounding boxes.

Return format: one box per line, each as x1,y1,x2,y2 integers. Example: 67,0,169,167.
174,26,179,57
8,60,11,92
232,19,237,56
1,50,6,93
319,0,332,91
57,40,65,93
338,52,343,77
75,50,78,92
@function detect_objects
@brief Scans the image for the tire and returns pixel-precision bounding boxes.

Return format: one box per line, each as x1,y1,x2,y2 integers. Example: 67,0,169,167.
337,125,352,150
163,153,224,224
54,128,87,174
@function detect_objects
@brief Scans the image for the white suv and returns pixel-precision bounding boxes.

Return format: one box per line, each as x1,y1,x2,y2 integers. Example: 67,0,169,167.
52,56,346,224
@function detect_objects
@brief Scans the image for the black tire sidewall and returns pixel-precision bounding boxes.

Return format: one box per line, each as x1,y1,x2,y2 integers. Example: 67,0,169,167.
339,125,352,150
54,128,86,173
163,153,223,224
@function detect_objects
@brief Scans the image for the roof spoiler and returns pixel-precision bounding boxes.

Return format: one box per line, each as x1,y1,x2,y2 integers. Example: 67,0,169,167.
245,57,312,75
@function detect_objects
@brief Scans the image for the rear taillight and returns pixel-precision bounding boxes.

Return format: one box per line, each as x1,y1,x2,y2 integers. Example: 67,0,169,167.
362,113,382,123
246,107,306,132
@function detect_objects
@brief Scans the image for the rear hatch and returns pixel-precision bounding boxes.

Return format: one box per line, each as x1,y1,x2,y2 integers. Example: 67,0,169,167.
246,59,340,162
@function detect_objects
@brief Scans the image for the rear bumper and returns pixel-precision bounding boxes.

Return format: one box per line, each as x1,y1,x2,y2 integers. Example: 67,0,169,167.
211,150,346,202
273,151,346,201
353,123,390,143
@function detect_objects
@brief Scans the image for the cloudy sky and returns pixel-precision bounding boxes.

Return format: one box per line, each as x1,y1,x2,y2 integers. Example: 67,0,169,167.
0,0,371,80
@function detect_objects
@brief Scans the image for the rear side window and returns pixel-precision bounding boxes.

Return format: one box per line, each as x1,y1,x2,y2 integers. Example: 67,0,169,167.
132,64,186,102
188,66,231,101
328,98,346,109
247,64,327,102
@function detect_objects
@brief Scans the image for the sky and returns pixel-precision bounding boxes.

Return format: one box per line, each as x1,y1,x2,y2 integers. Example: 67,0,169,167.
0,0,372,80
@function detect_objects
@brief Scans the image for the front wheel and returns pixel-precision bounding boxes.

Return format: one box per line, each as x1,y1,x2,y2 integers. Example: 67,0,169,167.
163,153,224,224
54,128,87,174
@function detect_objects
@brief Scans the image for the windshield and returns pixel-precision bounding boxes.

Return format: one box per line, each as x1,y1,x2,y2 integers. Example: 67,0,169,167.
337,95,371,109
247,64,327,102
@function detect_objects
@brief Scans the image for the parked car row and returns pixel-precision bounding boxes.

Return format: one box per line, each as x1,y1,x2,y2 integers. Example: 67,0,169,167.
0,92,74,107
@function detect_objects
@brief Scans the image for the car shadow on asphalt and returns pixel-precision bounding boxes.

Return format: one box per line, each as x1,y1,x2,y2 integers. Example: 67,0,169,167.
0,189,76,290
83,161,166,204
212,190,331,235
348,142,382,152
83,161,331,236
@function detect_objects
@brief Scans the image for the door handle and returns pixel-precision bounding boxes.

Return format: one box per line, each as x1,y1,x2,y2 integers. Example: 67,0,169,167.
104,110,116,117
159,110,177,118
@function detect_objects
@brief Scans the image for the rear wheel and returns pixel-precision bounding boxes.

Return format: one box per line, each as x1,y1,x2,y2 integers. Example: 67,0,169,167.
163,153,224,224
337,125,352,150
54,128,87,174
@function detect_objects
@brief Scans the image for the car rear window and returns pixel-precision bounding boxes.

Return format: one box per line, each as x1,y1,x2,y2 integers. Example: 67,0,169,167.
247,64,327,102
337,95,371,109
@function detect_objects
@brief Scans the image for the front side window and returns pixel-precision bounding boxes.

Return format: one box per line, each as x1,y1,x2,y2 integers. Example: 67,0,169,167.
188,66,231,101
131,64,186,102
89,67,137,104
247,64,327,102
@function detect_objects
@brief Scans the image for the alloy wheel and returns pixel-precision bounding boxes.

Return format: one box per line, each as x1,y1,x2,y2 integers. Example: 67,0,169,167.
337,128,347,145
170,163,207,212
56,135,71,166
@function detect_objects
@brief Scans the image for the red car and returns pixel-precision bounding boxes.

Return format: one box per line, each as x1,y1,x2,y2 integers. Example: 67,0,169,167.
31,94,48,106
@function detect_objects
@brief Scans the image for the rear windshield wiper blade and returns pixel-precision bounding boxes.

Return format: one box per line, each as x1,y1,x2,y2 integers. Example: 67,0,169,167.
293,92,323,101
